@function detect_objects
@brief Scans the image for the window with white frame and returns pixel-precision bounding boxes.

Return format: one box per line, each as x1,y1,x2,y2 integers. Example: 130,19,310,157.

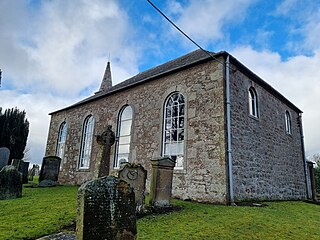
56,122,67,160
285,111,292,134
114,106,133,168
249,87,258,117
79,115,94,169
163,92,185,169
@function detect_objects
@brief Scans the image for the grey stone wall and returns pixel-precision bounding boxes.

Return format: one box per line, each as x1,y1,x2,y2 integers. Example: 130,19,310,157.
45,58,228,204
229,67,307,201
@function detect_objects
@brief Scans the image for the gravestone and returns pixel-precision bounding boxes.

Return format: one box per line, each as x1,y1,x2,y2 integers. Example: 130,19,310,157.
28,164,38,181
20,161,30,184
11,159,22,170
95,125,115,178
118,163,147,214
38,156,61,187
0,147,10,170
0,165,22,200
76,176,136,240
149,157,176,208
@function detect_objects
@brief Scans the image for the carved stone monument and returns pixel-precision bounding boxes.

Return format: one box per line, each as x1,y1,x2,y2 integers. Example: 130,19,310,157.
76,176,136,240
0,147,10,170
0,165,22,200
95,125,115,178
39,156,61,187
149,157,176,208
118,163,147,214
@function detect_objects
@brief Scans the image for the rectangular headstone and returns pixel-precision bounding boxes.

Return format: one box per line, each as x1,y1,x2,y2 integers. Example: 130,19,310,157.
149,157,176,208
76,176,136,240
20,161,29,184
0,147,10,170
39,156,61,187
118,163,147,214
0,165,22,200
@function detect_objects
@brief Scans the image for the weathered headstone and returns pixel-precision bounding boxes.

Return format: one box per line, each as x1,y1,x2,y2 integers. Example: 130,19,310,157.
0,165,22,200
20,161,30,184
38,156,61,187
28,164,38,181
0,147,10,170
94,125,115,178
76,176,136,240
118,163,147,214
11,159,22,170
149,157,176,208
307,161,317,201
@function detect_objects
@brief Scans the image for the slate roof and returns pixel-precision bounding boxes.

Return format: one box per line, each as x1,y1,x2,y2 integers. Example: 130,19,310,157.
50,49,302,114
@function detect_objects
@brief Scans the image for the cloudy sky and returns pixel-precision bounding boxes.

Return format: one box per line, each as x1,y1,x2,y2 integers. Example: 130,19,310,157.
0,0,319,164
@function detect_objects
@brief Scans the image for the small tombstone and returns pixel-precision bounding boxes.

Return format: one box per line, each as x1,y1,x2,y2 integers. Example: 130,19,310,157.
38,156,61,187
95,125,115,178
0,165,22,200
149,157,176,208
0,147,10,170
20,161,29,184
28,164,37,181
76,176,136,240
118,163,147,214
307,161,317,201
11,159,22,170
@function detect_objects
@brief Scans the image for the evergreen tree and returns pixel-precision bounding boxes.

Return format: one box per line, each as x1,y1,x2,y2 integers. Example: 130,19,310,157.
0,107,29,164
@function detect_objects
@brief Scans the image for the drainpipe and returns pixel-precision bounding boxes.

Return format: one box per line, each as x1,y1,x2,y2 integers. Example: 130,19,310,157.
225,55,234,205
299,113,310,199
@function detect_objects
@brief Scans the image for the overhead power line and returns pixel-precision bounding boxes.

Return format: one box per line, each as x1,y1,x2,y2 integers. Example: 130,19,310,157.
146,0,227,67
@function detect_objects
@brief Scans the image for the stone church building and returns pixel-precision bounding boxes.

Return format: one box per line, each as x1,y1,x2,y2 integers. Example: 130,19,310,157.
45,49,311,204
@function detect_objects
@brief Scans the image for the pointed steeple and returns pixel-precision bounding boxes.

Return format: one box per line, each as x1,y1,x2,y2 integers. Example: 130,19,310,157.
97,61,112,93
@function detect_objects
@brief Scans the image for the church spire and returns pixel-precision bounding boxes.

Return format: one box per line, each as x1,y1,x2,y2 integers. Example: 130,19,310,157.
98,61,112,93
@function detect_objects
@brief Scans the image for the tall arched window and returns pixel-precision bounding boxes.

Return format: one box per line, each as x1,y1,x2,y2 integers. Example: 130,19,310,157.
249,87,258,117
79,115,94,169
56,122,67,160
285,111,292,134
163,92,185,169
114,106,133,168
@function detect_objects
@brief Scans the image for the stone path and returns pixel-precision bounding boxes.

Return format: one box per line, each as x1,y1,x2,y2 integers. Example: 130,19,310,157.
37,232,75,240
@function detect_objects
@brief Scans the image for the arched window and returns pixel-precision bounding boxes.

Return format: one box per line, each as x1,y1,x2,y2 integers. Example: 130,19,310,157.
285,111,292,134
79,115,94,169
56,122,67,160
162,92,185,169
114,106,133,168
249,87,258,117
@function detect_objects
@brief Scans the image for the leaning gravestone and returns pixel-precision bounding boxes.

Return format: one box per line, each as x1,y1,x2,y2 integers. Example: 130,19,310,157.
20,161,30,184
0,147,10,170
38,156,61,187
76,176,136,240
118,163,147,214
149,157,176,208
0,165,22,200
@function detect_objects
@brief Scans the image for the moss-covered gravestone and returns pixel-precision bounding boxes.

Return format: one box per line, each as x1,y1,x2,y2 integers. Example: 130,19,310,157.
76,176,136,240
0,165,22,200
118,163,147,214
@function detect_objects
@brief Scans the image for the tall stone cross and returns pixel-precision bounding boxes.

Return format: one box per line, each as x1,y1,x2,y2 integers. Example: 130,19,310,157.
96,125,115,178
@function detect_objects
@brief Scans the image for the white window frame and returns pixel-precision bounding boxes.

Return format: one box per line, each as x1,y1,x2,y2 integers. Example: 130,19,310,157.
285,111,292,134
162,92,185,169
249,87,258,118
56,121,67,160
114,105,133,169
79,115,94,169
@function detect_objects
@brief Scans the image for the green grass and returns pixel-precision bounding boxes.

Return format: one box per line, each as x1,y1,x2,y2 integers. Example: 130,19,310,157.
0,184,78,240
0,184,319,240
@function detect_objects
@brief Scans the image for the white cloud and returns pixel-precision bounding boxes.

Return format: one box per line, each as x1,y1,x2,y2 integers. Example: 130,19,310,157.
169,0,254,42
232,46,320,154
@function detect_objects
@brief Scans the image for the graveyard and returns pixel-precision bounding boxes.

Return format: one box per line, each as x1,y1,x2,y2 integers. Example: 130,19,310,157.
0,179,319,239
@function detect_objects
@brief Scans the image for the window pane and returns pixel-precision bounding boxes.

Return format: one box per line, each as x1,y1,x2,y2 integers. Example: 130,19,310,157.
120,120,132,136
121,107,132,121
118,144,130,154
119,136,131,144
178,129,184,141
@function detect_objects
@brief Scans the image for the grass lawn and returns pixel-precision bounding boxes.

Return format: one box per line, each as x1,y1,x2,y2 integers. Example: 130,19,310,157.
0,183,319,240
